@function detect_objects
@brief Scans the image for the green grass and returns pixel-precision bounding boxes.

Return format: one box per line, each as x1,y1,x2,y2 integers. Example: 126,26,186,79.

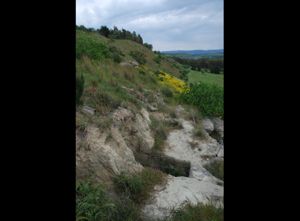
76,169,166,221
113,167,165,204
181,83,224,118
204,160,224,181
76,181,140,221
76,31,110,60
188,70,223,88
166,203,223,221
76,30,186,115
150,116,168,151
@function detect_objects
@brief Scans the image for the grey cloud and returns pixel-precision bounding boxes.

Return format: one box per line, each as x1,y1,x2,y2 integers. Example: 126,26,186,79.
76,0,223,50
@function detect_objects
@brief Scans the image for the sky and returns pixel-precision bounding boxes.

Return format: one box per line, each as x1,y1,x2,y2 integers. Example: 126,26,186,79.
76,0,223,51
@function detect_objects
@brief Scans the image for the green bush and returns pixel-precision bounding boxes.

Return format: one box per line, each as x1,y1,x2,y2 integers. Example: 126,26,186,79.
150,117,168,151
166,203,223,221
76,181,116,221
154,54,162,64
76,33,110,60
111,53,122,63
179,68,189,82
129,51,146,65
76,74,85,105
109,46,123,63
76,181,140,221
161,87,173,98
113,168,165,204
181,83,223,118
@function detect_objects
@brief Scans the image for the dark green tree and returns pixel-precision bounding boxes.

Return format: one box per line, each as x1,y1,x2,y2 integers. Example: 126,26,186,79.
99,26,110,37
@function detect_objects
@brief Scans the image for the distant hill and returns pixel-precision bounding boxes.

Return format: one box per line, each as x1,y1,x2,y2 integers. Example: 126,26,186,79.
161,49,223,59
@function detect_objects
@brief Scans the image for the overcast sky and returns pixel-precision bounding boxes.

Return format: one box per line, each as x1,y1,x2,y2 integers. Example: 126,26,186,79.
76,0,223,51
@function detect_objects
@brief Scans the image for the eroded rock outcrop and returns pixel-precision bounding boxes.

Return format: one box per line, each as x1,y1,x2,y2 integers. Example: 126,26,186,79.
76,125,143,183
142,106,223,220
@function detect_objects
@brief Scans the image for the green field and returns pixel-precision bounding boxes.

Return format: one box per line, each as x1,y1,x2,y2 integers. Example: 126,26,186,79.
188,70,223,88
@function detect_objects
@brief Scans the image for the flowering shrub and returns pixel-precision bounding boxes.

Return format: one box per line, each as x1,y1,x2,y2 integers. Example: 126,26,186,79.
157,71,188,93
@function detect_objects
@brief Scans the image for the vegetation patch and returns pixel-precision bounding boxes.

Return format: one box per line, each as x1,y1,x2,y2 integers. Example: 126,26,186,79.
150,117,168,151
113,167,165,204
130,51,147,65
76,181,140,221
193,123,206,139
157,71,188,93
161,87,173,98
204,160,224,181
166,203,223,221
76,31,110,60
76,74,85,106
188,70,223,88
181,83,223,118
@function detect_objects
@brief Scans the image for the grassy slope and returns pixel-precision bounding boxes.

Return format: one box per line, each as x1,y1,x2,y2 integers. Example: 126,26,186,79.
77,30,181,75
76,30,223,221
76,30,184,103
188,70,223,88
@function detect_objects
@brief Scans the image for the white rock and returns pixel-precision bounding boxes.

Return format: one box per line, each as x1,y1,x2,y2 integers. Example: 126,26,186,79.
82,106,95,115
202,118,214,134
212,118,224,138
142,175,223,220
76,126,143,180
112,107,134,124
134,111,154,152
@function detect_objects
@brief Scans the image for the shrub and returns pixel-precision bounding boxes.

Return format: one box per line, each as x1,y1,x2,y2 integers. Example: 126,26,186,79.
139,69,146,75
166,203,223,221
204,160,224,181
181,83,223,118
76,181,141,221
161,87,173,98
85,89,121,114
111,53,122,63
150,117,168,151
76,181,116,221
154,55,162,64
179,68,189,82
76,74,85,105
76,113,87,132
193,123,206,139
109,46,123,63
130,51,146,65
113,168,165,204
76,33,109,60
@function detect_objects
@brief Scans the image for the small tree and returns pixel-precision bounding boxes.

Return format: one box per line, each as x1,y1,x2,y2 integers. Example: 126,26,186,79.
98,26,110,37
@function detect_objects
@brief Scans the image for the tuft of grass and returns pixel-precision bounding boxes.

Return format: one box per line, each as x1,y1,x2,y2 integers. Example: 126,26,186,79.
76,74,85,106
166,203,223,221
204,160,224,181
113,168,165,204
193,123,206,139
76,181,141,221
150,117,168,151
76,181,116,221
129,51,146,65
84,88,121,115
76,113,88,132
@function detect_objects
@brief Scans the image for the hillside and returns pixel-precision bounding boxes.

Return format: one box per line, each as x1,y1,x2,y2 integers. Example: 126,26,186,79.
76,28,224,221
